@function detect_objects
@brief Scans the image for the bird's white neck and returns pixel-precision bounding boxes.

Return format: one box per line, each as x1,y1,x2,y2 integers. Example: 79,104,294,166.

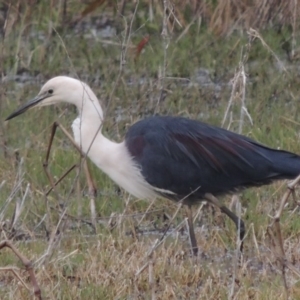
71,84,104,148
72,93,108,160
71,98,157,200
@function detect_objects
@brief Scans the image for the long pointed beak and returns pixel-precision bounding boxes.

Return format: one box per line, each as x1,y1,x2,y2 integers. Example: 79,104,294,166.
5,94,48,121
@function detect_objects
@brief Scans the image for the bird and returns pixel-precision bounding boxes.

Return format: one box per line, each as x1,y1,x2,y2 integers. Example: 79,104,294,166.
6,76,300,255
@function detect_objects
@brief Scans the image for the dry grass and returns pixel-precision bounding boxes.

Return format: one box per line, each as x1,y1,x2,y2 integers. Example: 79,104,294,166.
1,197,300,299
1,0,299,37
1,0,300,299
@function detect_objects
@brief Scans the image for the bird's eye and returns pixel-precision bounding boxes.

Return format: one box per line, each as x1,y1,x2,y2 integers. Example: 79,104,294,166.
48,89,53,94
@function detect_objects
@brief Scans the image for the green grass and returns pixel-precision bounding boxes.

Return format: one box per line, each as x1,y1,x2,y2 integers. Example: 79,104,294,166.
1,1,300,299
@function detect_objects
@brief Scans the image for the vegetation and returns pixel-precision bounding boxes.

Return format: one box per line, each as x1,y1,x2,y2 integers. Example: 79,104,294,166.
1,0,300,299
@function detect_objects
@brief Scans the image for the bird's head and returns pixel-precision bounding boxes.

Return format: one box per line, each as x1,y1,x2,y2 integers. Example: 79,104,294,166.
6,76,103,121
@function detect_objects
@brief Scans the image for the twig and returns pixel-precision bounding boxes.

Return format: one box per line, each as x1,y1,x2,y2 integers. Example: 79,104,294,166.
36,208,67,266
136,188,203,276
248,28,289,74
149,253,156,300
48,28,98,228
106,0,139,115
10,183,30,229
229,199,242,299
156,0,170,109
135,218,186,278
0,180,5,192
290,0,297,58
267,174,300,295
0,240,42,299
0,158,24,222
0,266,30,290
222,41,253,131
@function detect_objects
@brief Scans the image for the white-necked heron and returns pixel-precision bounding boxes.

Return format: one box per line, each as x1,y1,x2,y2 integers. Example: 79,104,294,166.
6,76,300,255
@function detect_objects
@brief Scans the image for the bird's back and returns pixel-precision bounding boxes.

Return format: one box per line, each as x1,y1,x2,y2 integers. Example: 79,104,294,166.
125,116,300,202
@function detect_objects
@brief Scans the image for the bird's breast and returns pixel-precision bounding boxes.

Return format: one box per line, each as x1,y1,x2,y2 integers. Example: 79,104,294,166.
71,117,82,147
92,143,158,200
71,118,157,200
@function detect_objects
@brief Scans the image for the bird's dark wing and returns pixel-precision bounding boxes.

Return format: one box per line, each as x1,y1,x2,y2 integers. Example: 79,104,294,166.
125,116,300,200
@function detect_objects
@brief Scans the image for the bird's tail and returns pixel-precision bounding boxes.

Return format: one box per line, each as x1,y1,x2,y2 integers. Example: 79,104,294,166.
269,149,300,180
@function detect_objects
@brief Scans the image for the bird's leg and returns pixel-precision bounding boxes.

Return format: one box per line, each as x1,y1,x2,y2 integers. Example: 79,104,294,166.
146,202,198,256
204,193,245,252
186,205,198,256
43,122,97,227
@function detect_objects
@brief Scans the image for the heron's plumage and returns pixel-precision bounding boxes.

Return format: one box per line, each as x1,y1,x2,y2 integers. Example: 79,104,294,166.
7,76,300,202
125,116,300,202
6,76,300,254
